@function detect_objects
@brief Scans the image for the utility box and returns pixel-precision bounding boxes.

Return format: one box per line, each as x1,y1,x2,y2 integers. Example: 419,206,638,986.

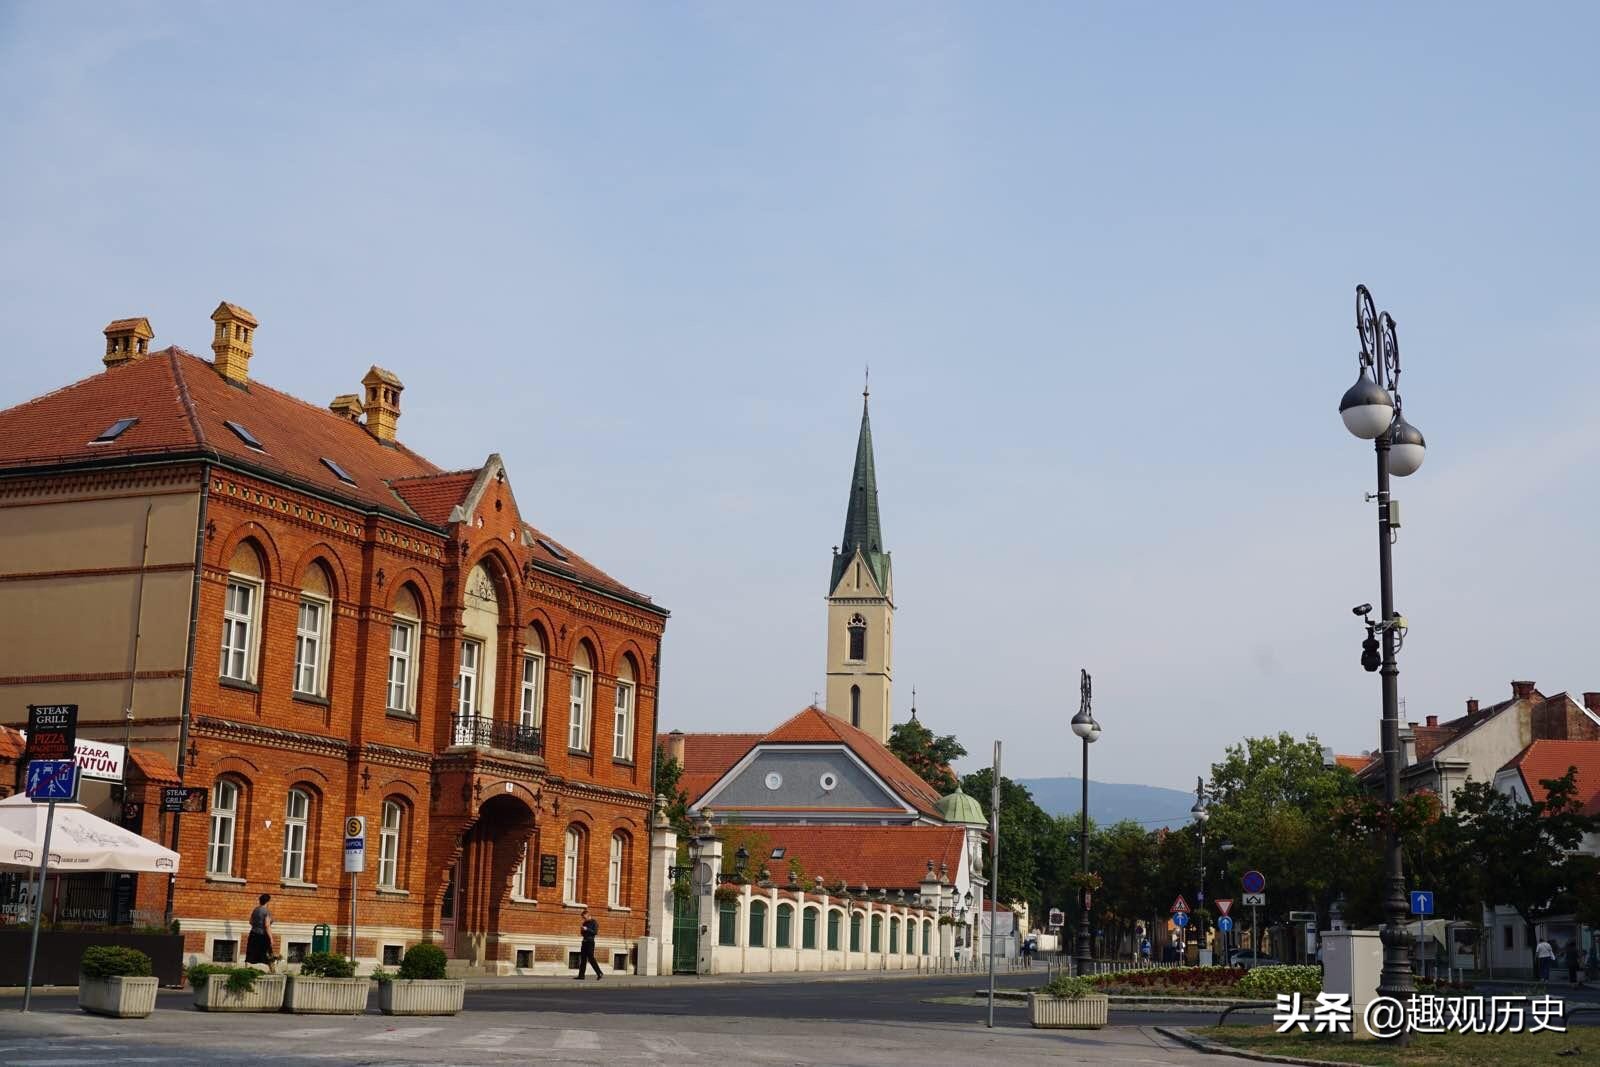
312,924,332,955
1322,930,1382,1039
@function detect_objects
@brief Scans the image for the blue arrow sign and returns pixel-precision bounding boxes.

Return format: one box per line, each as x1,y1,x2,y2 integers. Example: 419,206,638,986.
1217,916,1234,932
25,760,77,802
1173,911,1189,928
1409,890,1433,916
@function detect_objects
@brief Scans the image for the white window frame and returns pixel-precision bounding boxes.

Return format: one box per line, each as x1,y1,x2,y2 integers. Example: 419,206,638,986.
387,617,418,714
612,680,634,761
520,653,544,729
378,801,403,889
608,832,625,908
208,779,239,876
458,640,481,717
282,788,310,882
293,596,329,696
220,577,260,682
563,827,582,904
511,846,532,902
568,668,590,752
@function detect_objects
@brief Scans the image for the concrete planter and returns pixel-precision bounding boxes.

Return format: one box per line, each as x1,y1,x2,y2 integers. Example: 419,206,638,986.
378,979,465,1016
284,975,371,1014
192,973,286,1012
1028,993,1109,1029
79,975,159,1018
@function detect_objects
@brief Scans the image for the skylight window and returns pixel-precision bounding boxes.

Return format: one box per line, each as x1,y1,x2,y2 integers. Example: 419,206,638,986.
770,847,786,859
224,420,265,451
320,457,356,485
90,417,139,444
536,537,569,562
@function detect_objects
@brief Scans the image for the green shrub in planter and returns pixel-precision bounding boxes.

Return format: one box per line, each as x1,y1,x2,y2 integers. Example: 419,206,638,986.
81,946,153,979
397,943,447,980
187,963,261,995
1235,965,1322,998
1039,975,1096,999
297,952,356,978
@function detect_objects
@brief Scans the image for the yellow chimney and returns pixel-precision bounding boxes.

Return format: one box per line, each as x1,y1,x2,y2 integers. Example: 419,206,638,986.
329,394,364,422
210,301,258,385
103,317,154,368
361,365,404,444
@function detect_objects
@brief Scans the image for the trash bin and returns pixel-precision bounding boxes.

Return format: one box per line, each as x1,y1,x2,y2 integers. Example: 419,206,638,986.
312,924,331,954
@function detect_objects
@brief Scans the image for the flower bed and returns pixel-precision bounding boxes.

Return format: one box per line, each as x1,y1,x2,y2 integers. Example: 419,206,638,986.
1089,965,1249,998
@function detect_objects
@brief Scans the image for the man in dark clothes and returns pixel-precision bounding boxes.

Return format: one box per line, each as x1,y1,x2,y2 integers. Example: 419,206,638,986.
575,909,602,979
246,893,276,973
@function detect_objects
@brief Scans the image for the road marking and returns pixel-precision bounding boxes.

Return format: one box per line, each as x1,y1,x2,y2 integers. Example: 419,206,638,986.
278,1027,346,1038
461,1027,519,1047
554,1029,600,1050
369,1026,443,1042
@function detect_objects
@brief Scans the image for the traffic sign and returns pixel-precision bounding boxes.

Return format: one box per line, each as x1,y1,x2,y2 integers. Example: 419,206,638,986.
1217,916,1234,933
1048,908,1064,928
25,760,78,803
1215,899,1233,917
1241,870,1266,894
1173,911,1189,928
1288,910,1317,923
1409,890,1434,916
1170,895,1190,913
344,815,367,874
1242,891,1266,906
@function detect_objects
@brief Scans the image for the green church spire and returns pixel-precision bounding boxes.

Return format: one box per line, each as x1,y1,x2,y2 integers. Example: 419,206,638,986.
831,387,891,593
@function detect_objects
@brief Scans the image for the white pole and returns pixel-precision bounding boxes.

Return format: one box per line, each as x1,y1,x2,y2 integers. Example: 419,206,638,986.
22,800,57,1013
987,740,1001,1029
350,872,358,965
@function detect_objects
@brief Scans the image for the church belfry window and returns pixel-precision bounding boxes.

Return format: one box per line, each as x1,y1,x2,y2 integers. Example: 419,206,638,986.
850,685,861,728
847,614,866,661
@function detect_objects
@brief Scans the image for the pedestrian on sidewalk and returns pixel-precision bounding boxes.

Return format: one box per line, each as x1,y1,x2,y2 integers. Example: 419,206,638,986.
1535,935,1555,982
1565,940,1582,986
246,893,276,973
575,909,603,980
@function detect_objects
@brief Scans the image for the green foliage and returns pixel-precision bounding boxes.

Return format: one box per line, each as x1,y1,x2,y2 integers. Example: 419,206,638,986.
297,951,356,978
888,719,967,792
1235,965,1322,998
1091,966,1246,997
653,747,694,838
187,964,261,994
1039,974,1096,999
80,945,153,979
370,968,394,984
960,768,1061,911
397,943,448,980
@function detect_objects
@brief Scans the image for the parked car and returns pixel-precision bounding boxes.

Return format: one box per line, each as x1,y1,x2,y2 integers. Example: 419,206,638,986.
1227,949,1282,969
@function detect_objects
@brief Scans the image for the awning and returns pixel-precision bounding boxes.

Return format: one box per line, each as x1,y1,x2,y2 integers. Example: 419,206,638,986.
0,794,180,874
0,824,41,870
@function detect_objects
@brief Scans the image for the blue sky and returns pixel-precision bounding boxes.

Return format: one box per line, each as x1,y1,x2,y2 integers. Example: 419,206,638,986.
3,2,1598,789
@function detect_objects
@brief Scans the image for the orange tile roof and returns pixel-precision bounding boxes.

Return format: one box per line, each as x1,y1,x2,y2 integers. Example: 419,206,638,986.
757,824,967,890
390,470,480,525
0,726,23,761
1502,740,1600,816
1334,754,1374,773
127,747,180,784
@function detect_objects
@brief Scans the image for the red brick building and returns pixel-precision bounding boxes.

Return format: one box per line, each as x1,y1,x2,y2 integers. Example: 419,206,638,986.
0,303,666,973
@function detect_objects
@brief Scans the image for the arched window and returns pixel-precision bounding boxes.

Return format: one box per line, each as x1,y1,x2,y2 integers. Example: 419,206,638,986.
521,626,546,730
293,563,332,697
208,778,241,876
870,914,882,952
221,542,264,683
802,907,819,950
281,787,312,882
849,912,862,953
922,919,932,955
378,799,406,889
568,644,593,752
775,903,794,948
847,613,866,661
387,585,422,715
827,909,841,951
850,685,861,729
748,899,767,947
563,824,587,904
889,916,900,954
612,656,636,762
718,898,738,946
607,831,630,908
459,562,500,720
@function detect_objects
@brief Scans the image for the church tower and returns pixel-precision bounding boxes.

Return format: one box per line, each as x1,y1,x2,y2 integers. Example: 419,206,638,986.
825,385,894,743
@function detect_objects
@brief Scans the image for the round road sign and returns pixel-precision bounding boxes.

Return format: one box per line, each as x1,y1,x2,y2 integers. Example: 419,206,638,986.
1241,870,1266,894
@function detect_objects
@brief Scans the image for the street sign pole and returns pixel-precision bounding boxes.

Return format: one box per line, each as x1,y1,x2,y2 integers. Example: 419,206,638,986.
344,816,366,964
22,800,57,1013
987,740,1001,1030
1252,905,1258,960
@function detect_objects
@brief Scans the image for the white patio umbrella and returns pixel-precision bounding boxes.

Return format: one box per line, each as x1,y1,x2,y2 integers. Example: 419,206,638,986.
0,793,180,874
0,822,41,870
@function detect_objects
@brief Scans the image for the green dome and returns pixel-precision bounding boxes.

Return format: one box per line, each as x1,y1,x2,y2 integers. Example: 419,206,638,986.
937,787,987,827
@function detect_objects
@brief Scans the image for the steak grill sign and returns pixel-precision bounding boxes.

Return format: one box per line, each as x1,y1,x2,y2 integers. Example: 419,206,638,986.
24,704,77,763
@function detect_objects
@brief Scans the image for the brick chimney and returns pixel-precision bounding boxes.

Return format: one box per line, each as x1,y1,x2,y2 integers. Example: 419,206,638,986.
1584,693,1600,716
1511,680,1537,701
1466,698,1479,716
665,729,686,767
329,394,364,422
210,301,258,385
102,317,153,368
1426,714,1438,727
361,365,403,444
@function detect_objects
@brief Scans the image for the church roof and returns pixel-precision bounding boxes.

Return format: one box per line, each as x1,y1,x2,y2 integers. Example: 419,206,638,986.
935,786,987,827
830,393,891,593
758,824,967,891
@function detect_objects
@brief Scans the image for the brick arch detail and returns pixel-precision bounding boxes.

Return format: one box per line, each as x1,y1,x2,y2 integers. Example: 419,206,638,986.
287,542,350,599
463,541,523,621
564,627,606,670
611,639,651,683
284,765,330,785
378,778,420,799
384,567,439,620
212,755,261,777
214,522,283,584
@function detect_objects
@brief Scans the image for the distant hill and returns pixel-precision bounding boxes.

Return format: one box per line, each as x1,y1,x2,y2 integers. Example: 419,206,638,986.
1015,777,1195,829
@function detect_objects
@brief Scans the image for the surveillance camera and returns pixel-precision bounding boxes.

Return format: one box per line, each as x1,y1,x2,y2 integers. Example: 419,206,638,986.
1352,604,1372,617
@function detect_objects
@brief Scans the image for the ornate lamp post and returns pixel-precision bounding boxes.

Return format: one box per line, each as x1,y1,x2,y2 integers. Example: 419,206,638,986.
1069,669,1101,976
1190,777,1207,962
1338,284,1424,1034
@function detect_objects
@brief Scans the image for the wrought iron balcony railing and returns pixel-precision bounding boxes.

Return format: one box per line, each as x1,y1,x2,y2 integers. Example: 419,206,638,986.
451,714,542,756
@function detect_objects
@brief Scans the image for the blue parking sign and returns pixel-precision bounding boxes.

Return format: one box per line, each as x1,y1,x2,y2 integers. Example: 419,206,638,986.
25,760,78,803
1409,890,1434,915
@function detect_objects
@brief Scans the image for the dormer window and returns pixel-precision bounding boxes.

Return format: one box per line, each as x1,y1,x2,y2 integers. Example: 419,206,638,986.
536,538,569,562
224,420,265,451
90,417,139,444
320,457,356,485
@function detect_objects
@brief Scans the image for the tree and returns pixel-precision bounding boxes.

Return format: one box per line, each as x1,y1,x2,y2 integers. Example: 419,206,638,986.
653,745,694,839
960,768,1057,911
888,719,967,793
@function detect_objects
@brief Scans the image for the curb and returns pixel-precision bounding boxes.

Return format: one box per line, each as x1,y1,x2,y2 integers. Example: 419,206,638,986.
976,989,1274,1011
1155,1026,1364,1066
460,969,998,992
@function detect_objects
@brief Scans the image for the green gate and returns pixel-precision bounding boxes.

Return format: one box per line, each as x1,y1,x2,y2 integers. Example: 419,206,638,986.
672,890,699,974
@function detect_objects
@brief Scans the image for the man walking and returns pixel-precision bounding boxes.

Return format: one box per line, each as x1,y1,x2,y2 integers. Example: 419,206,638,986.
575,909,603,980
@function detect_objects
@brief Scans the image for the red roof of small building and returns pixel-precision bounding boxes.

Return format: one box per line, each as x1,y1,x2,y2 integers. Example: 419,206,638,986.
0,726,23,762
1501,740,1600,817
1334,754,1374,773
757,824,967,890
127,747,181,784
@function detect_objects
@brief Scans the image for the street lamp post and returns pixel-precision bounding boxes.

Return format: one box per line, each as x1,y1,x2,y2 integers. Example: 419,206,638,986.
1190,777,1207,963
1338,284,1425,1034
1070,669,1101,977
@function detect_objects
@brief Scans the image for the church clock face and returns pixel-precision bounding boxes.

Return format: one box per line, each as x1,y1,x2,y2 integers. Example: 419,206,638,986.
764,772,783,791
